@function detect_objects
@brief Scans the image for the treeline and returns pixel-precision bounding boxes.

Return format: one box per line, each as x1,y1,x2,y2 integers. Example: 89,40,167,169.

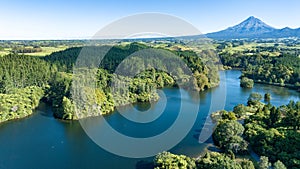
45,43,217,90
242,55,300,87
12,46,43,53
44,43,216,89
44,42,148,73
0,54,52,93
219,49,300,89
0,40,85,49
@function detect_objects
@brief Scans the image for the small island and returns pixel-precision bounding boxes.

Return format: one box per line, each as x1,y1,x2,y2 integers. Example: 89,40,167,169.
240,77,254,88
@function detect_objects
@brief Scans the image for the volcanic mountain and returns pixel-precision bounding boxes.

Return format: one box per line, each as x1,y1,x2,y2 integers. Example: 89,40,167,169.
206,16,300,39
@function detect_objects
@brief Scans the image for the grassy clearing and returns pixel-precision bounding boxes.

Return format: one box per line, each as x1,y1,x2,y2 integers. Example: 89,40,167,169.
0,48,11,56
0,51,9,56
20,46,69,56
221,42,286,57
0,46,69,57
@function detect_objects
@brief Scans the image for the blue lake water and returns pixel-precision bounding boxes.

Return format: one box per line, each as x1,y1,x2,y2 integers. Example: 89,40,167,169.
0,70,299,169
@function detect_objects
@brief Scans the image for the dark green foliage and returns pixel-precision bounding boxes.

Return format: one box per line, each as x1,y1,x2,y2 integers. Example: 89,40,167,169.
177,50,216,90
45,43,216,92
44,47,81,72
281,100,300,130
247,93,263,106
244,101,300,169
44,72,72,119
264,93,271,101
273,160,287,169
42,43,218,119
222,111,237,121
44,68,170,120
240,77,254,88
258,156,271,169
12,46,42,54
211,110,237,122
62,96,75,120
221,51,300,89
248,93,263,102
153,152,196,169
213,120,248,154
0,54,51,92
240,159,255,169
0,42,218,121
154,99,299,169
233,104,248,118
153,151,255,169
268,106,281,127
196,152,243,169
102,42,149,72
44,43,149,73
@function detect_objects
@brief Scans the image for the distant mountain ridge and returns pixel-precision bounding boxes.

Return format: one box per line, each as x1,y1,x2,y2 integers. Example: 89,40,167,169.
205,16,300,39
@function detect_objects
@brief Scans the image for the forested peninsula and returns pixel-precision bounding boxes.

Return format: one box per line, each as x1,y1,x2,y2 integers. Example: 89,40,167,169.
0,43,218,122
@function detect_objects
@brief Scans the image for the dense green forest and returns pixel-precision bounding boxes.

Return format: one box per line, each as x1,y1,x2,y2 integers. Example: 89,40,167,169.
212,95,300,169
153,151,257,169
218,41,300,90
211,93,300,169
154,93,299,169
0,42,217,121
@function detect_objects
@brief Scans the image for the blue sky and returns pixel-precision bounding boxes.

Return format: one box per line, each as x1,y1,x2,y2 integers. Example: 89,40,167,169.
1,0,300,39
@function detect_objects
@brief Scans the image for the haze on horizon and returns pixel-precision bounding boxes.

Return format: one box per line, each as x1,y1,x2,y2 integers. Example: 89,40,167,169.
1,0,300,40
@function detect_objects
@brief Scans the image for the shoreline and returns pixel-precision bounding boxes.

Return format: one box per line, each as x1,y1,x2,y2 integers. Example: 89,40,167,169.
253,80,300,92
226,68,299,92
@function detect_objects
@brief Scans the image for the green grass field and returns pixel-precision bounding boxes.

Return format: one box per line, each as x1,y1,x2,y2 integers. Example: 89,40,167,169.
0,48,11,56
24,46,68,56
0,46,69,57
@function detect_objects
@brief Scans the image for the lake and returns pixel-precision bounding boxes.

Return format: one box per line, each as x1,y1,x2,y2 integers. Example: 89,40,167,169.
0,70,299,169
